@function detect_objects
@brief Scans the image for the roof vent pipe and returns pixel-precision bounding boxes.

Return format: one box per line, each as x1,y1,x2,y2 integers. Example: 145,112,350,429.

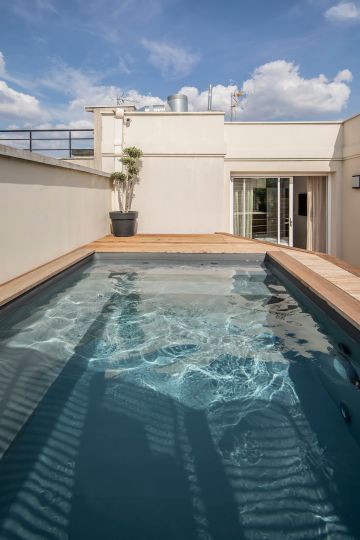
208,84,213,110
167,94,188,112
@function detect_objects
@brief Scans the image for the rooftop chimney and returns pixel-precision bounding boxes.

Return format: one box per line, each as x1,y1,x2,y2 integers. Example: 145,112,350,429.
167,94,188,112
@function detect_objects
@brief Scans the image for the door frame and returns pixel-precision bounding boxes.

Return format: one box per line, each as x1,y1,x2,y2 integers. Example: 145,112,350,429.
230,176,294,246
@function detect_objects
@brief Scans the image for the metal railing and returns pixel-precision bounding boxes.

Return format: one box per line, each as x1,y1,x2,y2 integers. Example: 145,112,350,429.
0,128,94,159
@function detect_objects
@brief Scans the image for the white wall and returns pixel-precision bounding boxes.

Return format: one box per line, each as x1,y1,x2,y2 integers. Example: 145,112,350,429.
134,156,227,233
73,108,360,266
224,122,343,160
124,113,226,233
293,177,308,249
94,111,228,233
0,146,111,283
223,121,344,257
126,112,226,155
341,114,360,266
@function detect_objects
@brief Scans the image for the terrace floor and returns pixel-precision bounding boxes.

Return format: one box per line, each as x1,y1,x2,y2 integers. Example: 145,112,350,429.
88,233,279,254
1,233,360,333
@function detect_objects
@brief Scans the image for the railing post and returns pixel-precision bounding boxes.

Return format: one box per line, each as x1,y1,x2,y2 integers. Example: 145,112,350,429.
69,130,72,158
29,131,32,152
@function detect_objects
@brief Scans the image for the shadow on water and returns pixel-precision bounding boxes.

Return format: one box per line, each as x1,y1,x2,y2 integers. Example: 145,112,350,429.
0,262,93,458
262,270,360,538
0,271,245,540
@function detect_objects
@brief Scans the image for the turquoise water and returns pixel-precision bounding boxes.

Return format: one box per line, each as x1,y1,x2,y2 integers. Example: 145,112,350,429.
0,259,359,540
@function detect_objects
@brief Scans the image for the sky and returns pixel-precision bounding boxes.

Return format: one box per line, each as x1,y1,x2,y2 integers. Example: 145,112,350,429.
0,0,359,128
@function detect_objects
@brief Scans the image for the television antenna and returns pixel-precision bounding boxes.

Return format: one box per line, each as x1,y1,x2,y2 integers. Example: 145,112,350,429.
230,89,246,121
116,92,136,106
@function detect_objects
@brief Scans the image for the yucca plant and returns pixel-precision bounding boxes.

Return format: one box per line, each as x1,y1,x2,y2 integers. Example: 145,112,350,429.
110,146,142,212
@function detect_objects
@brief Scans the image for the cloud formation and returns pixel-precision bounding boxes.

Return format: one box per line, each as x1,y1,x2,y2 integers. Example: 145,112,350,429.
178,84,238,115
40,61,165,124
142,39,200,79
0,53,353,127
181,61,352,120
0,80,47,121
325,2,360,21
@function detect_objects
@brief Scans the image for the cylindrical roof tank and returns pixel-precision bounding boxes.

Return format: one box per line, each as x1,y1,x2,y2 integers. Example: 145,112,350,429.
167,94,188,112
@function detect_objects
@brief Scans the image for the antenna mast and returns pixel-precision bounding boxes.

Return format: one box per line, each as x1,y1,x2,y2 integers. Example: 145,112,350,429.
207,84,213,111
230,90,245,121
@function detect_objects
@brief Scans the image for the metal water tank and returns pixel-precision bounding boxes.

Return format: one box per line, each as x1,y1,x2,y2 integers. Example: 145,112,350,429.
167,94,188,112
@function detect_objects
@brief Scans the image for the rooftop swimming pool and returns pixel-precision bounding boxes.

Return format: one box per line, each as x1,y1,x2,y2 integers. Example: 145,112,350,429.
0,255,359,540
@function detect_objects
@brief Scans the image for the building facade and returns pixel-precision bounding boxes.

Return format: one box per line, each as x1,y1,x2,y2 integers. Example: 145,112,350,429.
71,106,360,266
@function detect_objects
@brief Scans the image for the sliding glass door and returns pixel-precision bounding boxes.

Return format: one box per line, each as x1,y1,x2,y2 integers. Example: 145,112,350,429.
233,177,293,246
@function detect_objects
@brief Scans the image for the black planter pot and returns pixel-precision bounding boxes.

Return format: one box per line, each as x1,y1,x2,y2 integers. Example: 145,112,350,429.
109,211,138,237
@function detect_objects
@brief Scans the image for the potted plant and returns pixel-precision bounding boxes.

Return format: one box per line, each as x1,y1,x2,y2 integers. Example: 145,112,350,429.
109,146,142,237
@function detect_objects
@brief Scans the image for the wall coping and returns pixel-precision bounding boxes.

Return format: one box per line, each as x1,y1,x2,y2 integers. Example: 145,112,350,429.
224,120,344,125
85,106,225,117
0,144,110,178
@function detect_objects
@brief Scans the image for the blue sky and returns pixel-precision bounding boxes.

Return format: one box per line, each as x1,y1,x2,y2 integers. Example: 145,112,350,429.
0,0,359,127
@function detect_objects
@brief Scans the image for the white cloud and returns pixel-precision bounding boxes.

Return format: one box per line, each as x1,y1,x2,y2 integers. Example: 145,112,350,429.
0,54,166,128
0,80,48,121
40,62,165,125
334,69,353,82
325,2,360,21
180,61,352,120
142,39,200,79
0,50,49,123
239,61,351,120
178,84,238,114
0,52,353,128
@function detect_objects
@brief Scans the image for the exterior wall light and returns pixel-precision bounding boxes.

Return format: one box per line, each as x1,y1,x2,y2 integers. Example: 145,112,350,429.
125,117,131,127
352,175,360,189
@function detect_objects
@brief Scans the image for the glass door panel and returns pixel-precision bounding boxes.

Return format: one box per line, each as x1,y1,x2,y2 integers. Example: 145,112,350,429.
280,178,289,245
233,178,278,242
233,177,293,245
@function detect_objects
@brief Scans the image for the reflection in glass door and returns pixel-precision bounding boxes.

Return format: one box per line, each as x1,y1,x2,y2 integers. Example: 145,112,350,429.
233,177,293,245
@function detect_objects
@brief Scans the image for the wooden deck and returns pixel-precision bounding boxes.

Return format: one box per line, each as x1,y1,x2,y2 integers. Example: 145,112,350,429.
1,233,359,333
88,233,281,254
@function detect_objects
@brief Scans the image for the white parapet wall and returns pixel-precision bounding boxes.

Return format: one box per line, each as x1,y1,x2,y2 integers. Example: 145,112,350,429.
0,145,112,283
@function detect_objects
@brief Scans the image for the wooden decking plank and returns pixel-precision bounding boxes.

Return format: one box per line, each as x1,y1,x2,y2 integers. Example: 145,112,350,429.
268,251,360,331
88,233,279,254
285,250,360,300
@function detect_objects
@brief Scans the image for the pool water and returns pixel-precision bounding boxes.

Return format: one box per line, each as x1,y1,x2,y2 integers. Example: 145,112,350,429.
0,258,359,540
